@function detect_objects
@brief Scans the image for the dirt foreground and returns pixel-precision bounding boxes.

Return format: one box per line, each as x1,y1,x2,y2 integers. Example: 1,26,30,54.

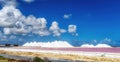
0,50,120,62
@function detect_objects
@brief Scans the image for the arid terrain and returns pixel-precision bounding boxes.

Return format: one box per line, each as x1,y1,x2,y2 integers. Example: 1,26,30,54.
0,47,120,62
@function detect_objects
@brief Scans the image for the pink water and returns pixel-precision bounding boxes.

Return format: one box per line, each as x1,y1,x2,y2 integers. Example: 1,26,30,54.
15,47,120,53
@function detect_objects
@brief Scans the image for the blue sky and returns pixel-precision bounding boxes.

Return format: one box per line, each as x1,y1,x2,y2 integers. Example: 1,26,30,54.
0,0,120,46
18,0,120,40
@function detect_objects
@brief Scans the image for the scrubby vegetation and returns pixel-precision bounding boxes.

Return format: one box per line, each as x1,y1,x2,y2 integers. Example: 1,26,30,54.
0,56,16,62
0,55,46,62
0,55,31,62
33,57,45,62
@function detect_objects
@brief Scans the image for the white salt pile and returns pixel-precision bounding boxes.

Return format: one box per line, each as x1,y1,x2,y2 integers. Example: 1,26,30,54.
80,44,95,47
23,40,73,47
81,44,111,47
95,44,111,47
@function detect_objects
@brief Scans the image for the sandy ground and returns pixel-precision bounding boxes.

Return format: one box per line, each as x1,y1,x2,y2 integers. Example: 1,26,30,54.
0,47,120,62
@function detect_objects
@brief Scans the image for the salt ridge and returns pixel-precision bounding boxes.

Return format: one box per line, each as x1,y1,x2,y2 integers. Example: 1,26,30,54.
23,41,111,47
23,40,73,47
81,44,111,47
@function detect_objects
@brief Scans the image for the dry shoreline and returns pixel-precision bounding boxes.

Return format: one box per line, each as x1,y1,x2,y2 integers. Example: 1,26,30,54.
0,47,120,62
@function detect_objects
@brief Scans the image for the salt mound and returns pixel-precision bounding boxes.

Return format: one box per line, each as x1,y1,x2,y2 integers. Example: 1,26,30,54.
81,44,111,48
81,44,95,47
23,40,73,47
95,44,111,47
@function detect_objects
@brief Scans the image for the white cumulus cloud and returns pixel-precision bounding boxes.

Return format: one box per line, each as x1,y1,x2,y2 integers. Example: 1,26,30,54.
0,0,17,7
63,14,72,19
9,35,16,39
3,28,11,35
68,25,77,33
104,38,111,42
23,0,35,3
0,0,78,37
0,5,22,27
49,21,66,36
